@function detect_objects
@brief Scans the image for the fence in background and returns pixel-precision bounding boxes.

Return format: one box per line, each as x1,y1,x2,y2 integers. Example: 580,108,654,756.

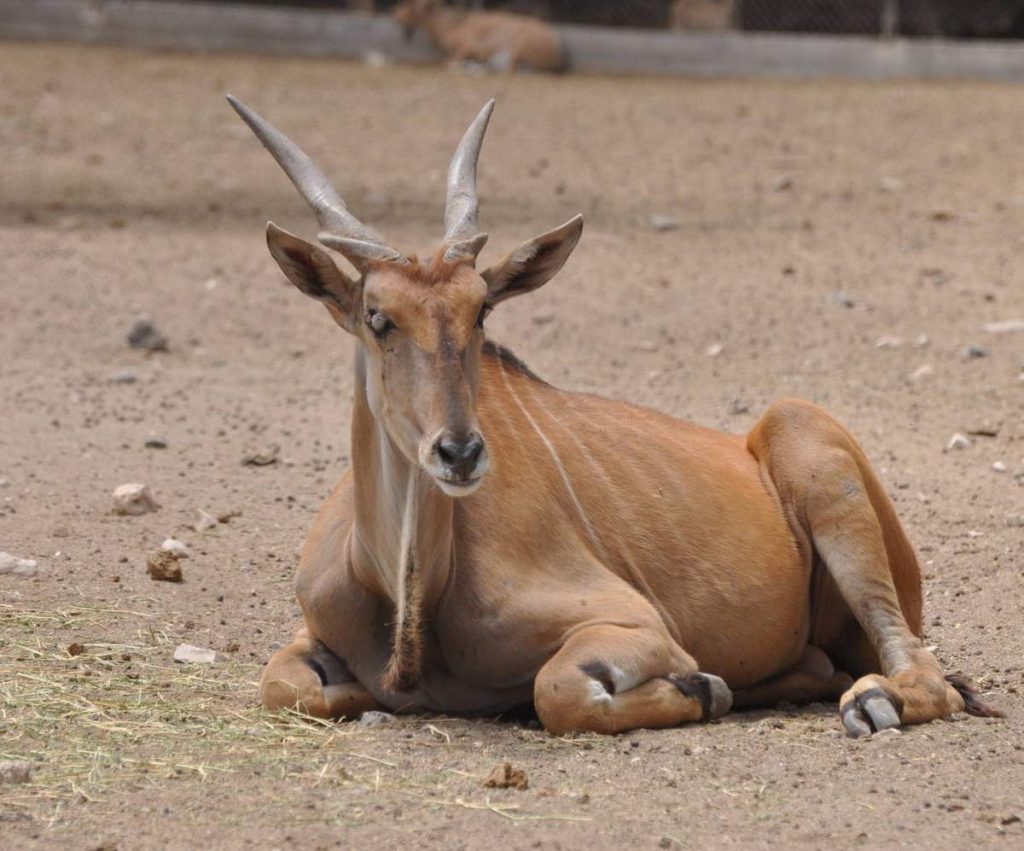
3,0,1024,81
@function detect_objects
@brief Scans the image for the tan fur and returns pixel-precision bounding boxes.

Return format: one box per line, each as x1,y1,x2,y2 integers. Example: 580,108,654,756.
670,0,736,31
393,0,564,72
249,106,996,737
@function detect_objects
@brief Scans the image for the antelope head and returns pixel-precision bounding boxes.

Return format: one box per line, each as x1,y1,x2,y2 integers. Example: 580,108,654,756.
228,96,583,498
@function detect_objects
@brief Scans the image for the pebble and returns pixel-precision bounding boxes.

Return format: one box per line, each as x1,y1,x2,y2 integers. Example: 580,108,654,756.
241,445,280,467
983,319,1024,334
358,710,396,728
144,437,168,449
908,363,933,382
0,552,38,577
877,176,904,193
914,334,930,348
993,461,1007,473
648,215,680,232
875,336,903,349
831,290,855,308
946,433,971,451
112,369,138,384
193,509,219,532
147,550,183,582
705,342,724,357
172,644,223,664
965,344,989,359
160,538,190,559
112,483,160,516
0,761,33,784
126,319,169,352
1008,515,1024,528
770,175,793,192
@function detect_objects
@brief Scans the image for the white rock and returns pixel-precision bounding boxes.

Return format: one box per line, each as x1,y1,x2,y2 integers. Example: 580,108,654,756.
914,334,930,348
358,710,396,728
878,176,904,193
908,363,933,382
0,552,38,577
193,509,218,532
648,215,680,232
946,433,971,451
172,644,223,664
705,342,724,357
160,538,190,559
992,461,1007,473
112,483,159,516
875,335,903,349
0,760,33,784
983,319,1024,334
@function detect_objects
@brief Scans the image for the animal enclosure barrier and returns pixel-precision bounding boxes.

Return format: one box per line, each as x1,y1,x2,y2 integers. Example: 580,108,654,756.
2,0,1024,81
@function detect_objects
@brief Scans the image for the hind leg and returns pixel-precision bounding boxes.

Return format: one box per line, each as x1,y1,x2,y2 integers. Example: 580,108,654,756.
751,400,968,736
732,645,853,709
260,627,381,720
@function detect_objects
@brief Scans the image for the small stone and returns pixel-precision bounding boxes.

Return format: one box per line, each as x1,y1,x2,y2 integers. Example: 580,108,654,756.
875,336,903,349
216,508,242,524
483,762,529,790
112,369,137,384
0,761,33,784
0,552,38,577
983,319,1024,334
144,437,168,449
705,342,724,357
67,642,86,657
531,312,556,326
147,550,183,583
831,290,856,308
648,215,680,232
965,344,989,359
908,363,933,382
241,445,280,467
112,483,159,516
172,643,223,664
993,461,1007,473
878,176,903,192
358,710,395,727
946,433,971,451
1007,515,1024,528
770,175,793,192
363,49,393,69
126,319,169,352
914,334,930,348
160,538,190,559
193,509,219,532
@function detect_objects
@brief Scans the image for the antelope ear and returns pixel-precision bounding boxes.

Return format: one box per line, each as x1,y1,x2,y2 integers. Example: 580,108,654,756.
266,222,360,330
481,215,583,305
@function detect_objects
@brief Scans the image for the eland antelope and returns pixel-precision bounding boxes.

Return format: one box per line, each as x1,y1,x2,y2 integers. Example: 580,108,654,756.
392,0,564,73
227,96,999,736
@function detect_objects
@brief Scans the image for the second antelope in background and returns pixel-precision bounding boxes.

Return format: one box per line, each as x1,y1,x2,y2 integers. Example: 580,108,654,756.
393,0,565,72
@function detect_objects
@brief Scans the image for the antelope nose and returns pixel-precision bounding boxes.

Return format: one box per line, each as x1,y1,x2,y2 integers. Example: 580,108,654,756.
436,432,485,476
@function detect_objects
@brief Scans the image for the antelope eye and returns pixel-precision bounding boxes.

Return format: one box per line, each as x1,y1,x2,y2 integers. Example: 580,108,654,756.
366,309,393,338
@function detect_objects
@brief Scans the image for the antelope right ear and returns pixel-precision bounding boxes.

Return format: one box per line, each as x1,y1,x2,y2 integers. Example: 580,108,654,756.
481,214,583,305
266,222,360,330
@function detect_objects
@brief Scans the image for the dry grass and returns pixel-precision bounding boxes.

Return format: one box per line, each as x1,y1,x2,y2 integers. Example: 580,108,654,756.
0,601,601,833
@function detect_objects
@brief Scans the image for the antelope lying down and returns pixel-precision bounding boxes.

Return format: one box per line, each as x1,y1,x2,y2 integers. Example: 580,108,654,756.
227,96,999,737
392,0,564,73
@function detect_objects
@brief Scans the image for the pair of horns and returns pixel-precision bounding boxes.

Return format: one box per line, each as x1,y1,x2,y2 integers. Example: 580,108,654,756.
226,94,494,268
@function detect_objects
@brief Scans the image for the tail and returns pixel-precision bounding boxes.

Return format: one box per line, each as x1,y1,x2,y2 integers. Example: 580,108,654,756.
946,674,1005,718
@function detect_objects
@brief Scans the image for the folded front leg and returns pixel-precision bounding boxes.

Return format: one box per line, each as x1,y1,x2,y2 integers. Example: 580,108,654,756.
534,623,732,735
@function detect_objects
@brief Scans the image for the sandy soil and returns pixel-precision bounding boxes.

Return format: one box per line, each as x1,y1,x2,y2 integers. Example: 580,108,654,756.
1,41,1023,850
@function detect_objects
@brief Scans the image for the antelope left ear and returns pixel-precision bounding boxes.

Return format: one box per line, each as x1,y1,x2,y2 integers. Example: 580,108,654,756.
481,214,583,305
266,222,360,330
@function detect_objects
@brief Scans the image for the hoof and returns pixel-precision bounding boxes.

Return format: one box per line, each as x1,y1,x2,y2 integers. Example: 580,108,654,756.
841,687,902,738
666,672,733,720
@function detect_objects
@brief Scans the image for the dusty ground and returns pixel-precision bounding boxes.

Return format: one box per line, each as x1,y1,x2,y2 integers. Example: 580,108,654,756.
1,41,1023,850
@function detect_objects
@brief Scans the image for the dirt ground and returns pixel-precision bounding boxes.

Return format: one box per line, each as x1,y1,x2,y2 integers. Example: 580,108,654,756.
2,41,1023,850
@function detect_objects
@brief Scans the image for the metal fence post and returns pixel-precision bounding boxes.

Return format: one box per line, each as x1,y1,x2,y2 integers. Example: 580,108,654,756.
881,0,900,39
